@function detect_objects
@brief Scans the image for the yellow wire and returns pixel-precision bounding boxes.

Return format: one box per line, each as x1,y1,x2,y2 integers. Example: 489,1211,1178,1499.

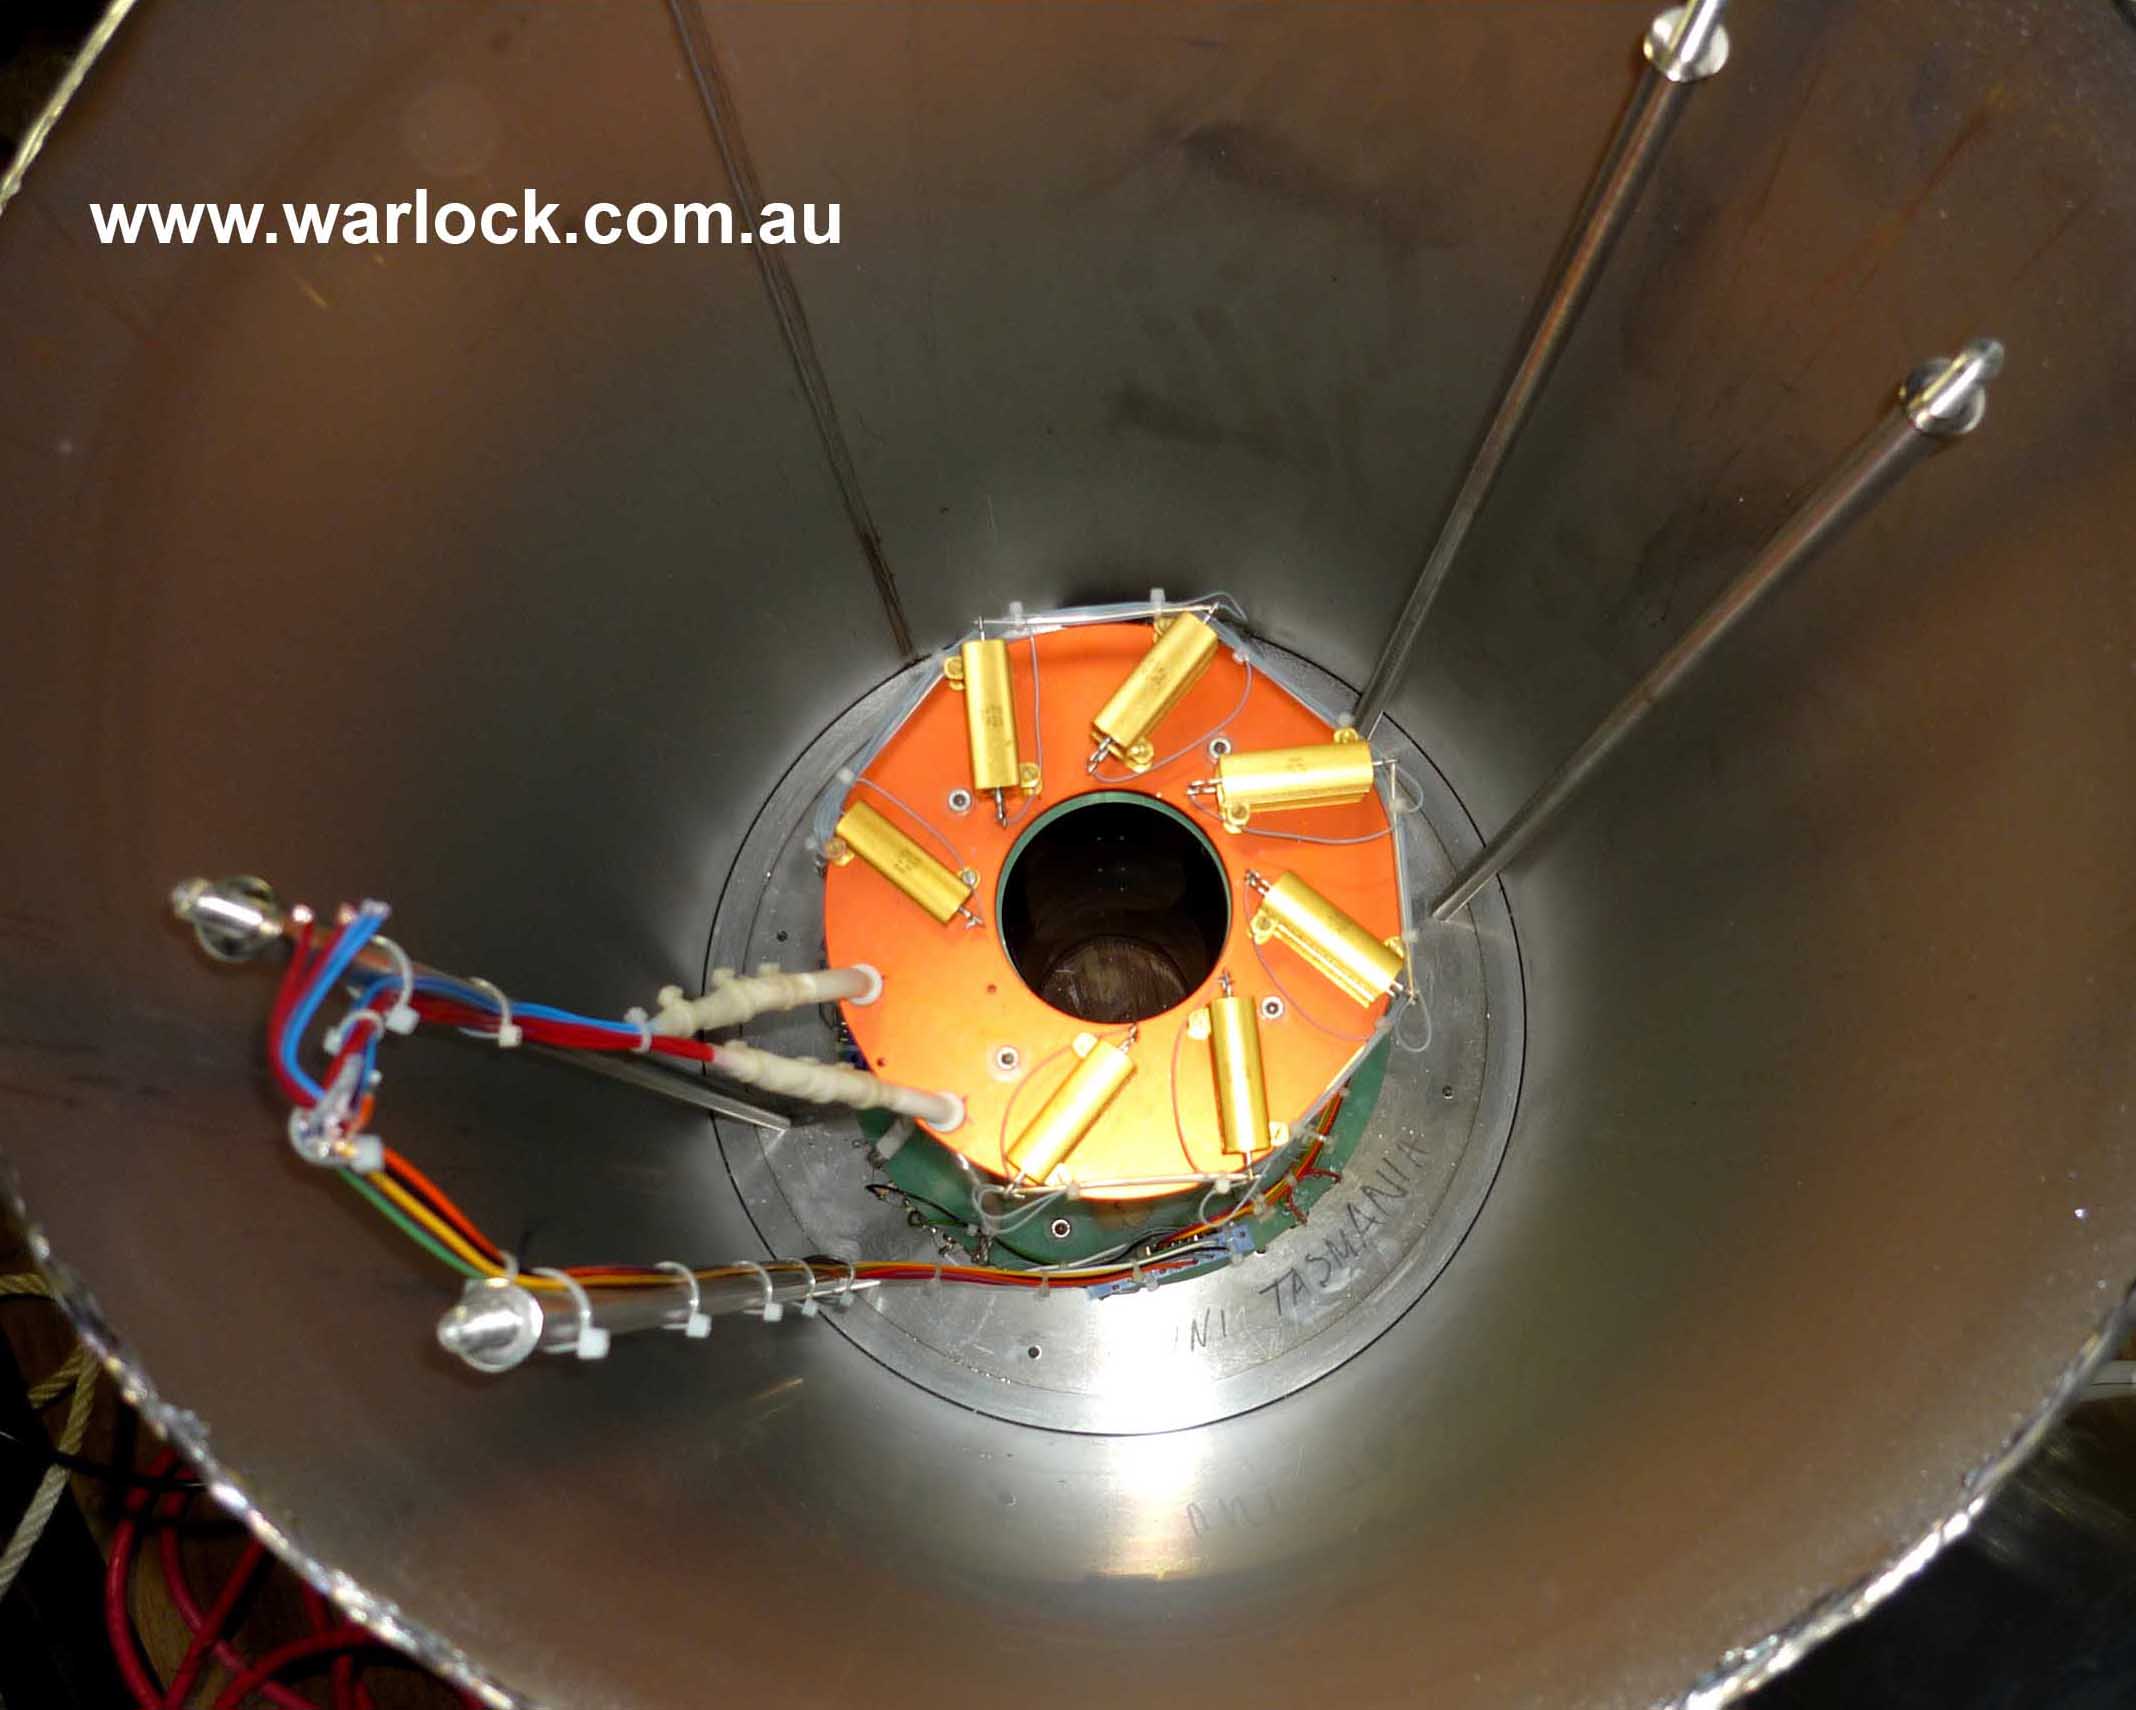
364,1174,513,1280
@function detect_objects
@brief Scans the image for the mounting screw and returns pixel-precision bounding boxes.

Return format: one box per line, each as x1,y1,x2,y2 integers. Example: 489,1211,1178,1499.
1048,1216,1073,1240
1259,995,1285,1021
989,1044,1022,1080
947,788,974,815
1208,736,1234,760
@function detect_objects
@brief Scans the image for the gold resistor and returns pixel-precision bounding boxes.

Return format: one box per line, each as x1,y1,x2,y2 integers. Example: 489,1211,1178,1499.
1006,1028,1137,1184
1087,613,1223,773
1187,728,1376,831
1245,870,1406,1006
828,800,980,928
942,639,1041,823
1187,974,1288,1165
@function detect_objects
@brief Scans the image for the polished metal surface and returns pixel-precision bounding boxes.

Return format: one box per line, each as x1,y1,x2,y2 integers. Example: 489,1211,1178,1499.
1348,0,1730,735
1430,338,2001,920
709,647,1522,1432
3,4,2134,1710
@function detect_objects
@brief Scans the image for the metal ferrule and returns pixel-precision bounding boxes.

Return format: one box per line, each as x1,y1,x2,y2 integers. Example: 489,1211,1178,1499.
1007,1030,1137,1184
947,638,1024,792
1643,0,1730,83
1204,991,1284,1163
1208,729,1375,830
830,800,976,926
1090,614,1222,771
1247,871,1406,1006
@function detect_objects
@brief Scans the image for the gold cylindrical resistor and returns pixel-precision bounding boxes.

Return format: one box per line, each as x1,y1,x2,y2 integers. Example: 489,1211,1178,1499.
828,799,979,927
943,639,1040,822
1246,870,1406,1006
1006,1028,1137,1184
1192,728,1376,831
1088,613,1223,772
1188,974,1288,1165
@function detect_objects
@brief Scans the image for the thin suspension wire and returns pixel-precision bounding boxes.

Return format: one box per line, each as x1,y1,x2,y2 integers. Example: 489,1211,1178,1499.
845,772,972,871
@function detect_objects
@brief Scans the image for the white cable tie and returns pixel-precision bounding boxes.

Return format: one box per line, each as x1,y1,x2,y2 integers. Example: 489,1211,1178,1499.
466,978,521,1048
790,1260,824,1317
371,933,420,1032
736,1260,783,1323
654,1261,712,1338
344,1134,384,1173
325,1008,387,1057
532,1268,608,1360
624,1006,654,1054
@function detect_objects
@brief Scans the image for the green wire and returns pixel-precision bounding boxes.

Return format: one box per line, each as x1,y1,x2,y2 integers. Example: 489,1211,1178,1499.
340,1173,484,1279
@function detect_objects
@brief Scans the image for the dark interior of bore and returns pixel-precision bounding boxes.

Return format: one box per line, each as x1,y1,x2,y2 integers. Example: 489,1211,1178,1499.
1000,797,1230,1024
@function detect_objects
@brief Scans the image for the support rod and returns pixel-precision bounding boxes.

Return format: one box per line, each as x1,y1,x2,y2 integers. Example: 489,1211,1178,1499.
1430,339,2004,921
1351,0,1732,737
434,1264,879,1371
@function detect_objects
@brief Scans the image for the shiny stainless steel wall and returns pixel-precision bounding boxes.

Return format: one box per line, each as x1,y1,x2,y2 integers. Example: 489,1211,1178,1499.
2,3,2132,1707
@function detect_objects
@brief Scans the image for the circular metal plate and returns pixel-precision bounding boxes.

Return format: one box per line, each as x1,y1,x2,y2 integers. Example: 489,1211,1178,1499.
709,641,1523,1433
821,623,1403,1196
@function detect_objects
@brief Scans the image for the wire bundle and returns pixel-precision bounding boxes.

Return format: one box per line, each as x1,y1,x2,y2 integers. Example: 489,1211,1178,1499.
269,903,1303,1312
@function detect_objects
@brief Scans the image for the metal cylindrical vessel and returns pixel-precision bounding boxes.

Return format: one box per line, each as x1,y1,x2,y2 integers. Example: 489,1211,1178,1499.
2,4,2132,1710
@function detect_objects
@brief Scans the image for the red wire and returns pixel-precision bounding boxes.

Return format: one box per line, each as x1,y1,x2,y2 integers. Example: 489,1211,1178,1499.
208,1628,382,1710
380,1149,502,1263
159,1522,320,1710
302,1583,360,1710
105,1458,170,1710
158,1537,265,1708
267,919,320,1106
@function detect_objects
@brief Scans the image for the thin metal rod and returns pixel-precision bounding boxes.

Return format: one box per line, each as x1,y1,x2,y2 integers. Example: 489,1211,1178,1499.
528,1267,870,1350
663,0,916,661
0,0,144,223
519,1043,787,1134
1351,0,1732,736
1431,340,2004,920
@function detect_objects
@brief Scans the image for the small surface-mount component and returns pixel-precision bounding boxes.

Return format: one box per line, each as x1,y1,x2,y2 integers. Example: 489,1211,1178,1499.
828,800,980,927
944,638,1040,822
1246,870,1405,1006
1007,1028,1138,1184
1188,973,1288,1164
1088,613,1222,772
1190,728,1375,830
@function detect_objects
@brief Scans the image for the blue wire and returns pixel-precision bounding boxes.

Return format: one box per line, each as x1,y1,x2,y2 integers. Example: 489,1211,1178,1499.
303,955,646,1114
279,905,387,1101
349,971,641,1040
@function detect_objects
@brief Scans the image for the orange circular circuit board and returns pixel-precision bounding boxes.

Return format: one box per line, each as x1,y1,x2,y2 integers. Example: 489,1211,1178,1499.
822,621,1401,1201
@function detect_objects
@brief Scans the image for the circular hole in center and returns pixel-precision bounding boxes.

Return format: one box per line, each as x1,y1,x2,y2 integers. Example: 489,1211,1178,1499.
998,793,1230,1025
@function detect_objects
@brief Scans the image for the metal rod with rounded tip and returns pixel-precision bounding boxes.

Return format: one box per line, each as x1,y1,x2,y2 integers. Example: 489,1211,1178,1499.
1350,0,1733,738
1430,340,2004,921
435,1267,881,1371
